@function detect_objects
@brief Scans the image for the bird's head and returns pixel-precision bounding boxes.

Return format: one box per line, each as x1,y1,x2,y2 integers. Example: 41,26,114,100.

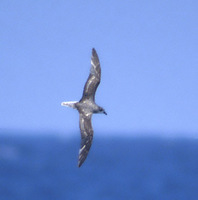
98,107,107,115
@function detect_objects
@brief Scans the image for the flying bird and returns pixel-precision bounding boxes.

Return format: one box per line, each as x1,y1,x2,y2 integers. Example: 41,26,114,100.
61,48,107,167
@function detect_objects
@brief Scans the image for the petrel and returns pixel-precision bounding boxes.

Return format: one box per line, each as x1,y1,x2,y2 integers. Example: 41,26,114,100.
61,48,107,167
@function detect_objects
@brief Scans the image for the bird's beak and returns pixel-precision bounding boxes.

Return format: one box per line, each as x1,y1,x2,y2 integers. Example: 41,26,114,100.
103,111,107,115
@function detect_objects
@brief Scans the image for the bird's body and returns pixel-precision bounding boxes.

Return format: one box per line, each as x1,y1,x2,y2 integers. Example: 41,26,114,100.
61,48,106,167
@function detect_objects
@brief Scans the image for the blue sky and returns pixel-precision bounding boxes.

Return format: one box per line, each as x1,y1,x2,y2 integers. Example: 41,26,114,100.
1,1,198,136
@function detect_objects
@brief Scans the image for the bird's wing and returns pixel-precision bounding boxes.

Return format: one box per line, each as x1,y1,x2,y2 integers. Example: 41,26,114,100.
80,48,101,102
78,113,93,167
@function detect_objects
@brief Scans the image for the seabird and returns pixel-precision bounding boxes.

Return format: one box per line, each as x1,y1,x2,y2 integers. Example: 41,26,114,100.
61,48,107,167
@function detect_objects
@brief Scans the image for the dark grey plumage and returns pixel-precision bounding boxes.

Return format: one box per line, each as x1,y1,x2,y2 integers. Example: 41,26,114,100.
61,48,107,167
80,48,101,102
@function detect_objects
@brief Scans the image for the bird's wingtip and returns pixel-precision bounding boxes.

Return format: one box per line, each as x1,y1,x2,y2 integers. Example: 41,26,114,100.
92,48,96,54
78,162,82,168
78,157,84,168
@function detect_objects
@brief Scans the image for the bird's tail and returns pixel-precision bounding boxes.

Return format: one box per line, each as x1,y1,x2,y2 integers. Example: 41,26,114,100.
61,101,78,109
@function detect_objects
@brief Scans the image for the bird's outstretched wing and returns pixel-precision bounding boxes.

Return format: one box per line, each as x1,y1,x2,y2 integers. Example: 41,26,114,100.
80,48,101,102
78,113,93,167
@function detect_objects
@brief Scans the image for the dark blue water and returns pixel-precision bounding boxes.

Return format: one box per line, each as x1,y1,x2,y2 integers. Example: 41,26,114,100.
0,132,198,200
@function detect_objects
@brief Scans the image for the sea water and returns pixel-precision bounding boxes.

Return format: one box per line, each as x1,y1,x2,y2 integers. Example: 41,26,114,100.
0,132,198,200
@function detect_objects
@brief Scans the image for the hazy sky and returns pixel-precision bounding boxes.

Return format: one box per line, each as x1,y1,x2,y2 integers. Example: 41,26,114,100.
1,1,198,136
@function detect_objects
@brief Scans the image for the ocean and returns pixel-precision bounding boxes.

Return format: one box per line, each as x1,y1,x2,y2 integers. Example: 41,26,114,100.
0,132,198,200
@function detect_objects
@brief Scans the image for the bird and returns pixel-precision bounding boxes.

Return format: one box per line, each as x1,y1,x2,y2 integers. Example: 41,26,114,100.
61,48,107,167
